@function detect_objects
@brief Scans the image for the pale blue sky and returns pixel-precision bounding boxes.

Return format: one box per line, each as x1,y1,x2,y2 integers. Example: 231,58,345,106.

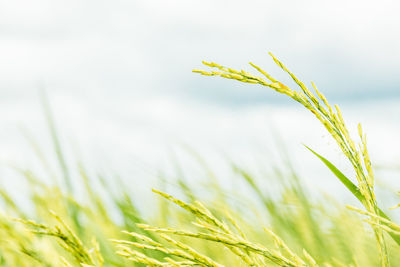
0,0,399,201
1,0,399,105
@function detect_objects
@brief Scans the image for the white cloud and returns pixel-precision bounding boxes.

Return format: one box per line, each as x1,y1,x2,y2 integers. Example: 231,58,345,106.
0,0,399,200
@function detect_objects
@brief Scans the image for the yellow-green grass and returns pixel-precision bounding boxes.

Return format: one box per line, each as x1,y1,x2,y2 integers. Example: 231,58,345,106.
0,53,398,266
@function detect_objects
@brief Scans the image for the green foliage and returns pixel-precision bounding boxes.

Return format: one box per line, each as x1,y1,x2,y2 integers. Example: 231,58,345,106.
0,53,399,266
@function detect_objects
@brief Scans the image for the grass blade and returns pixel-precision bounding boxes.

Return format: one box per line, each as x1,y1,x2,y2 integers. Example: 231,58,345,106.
306,145,400,246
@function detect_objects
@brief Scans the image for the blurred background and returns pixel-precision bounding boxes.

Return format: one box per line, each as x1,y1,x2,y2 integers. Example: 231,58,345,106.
0,0,399,204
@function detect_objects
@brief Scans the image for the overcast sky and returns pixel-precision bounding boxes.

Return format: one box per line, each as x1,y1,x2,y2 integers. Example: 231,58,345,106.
1,0,400,102
0,0,399,201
